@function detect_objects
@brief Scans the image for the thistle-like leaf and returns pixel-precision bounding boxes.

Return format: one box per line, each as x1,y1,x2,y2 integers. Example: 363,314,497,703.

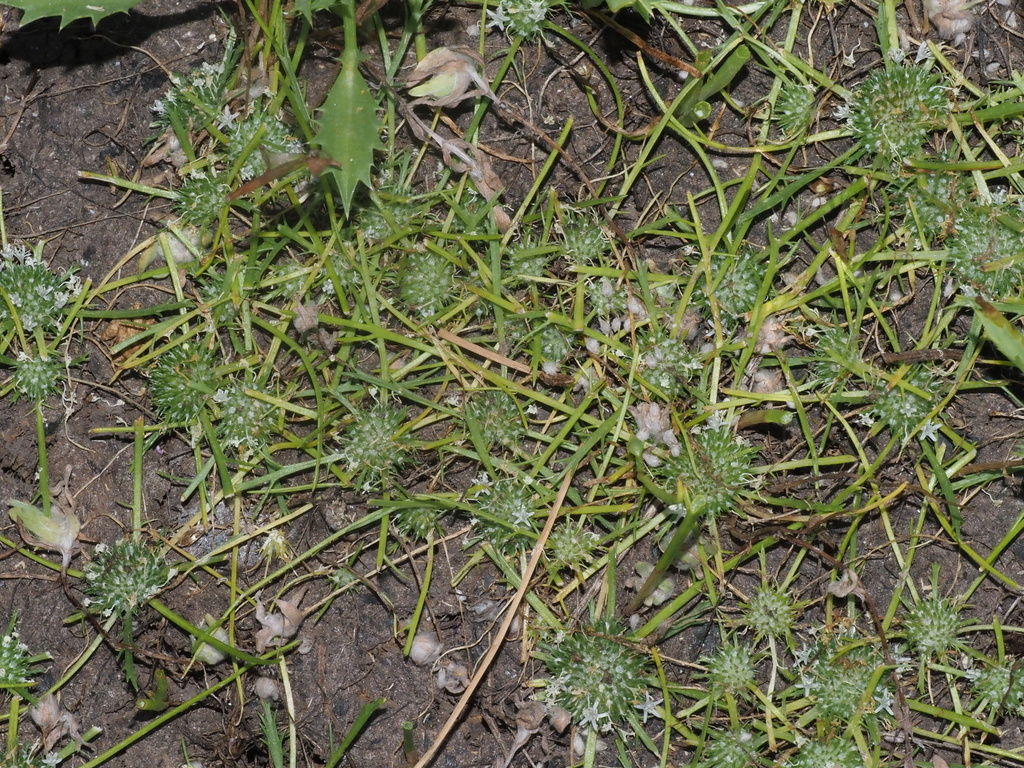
313,62,381,218
8,0,144,28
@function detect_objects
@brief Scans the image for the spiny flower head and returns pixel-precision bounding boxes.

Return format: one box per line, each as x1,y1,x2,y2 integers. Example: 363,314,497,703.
700,729,758,768
545,519,600,575
904,592,965,657
212,380,276,454
587,278,627,318
473,478,538,554
743,584,799,641
785,738,862,768
399,251,455,319
540,618,650,731
774,82,817,137
643,337,702,398
0,625,47,688
797,644,891,723
83,539,175,618
257,259,310,304
702,248,766,323
174,170,230,228
12,352,63,402
465,389,524,448
486,0,561,39
847,64,947,163
558,210,610,266
338,402,410,486
903,169,959,244
0,243,83,333
701,640,757,699
811,323,860,387
505,235,555,282
4,744,61,768
223,104,304,181
393,505,442,541
968,659,1024,715
148,341,219,426
661,419,759,517
870,366,939,441
946,204,1024,298
150,34,238,131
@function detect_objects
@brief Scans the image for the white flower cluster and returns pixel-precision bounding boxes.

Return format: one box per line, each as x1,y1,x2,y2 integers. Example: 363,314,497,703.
0,243,83,332
486,0,557,39
0,630,32,686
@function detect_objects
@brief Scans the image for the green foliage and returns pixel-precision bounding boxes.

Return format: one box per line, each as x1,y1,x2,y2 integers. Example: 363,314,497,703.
0,243,82,333
847,64,947,162
5,0,143,28
82,539,174,619
0,621,48,689
976,297,1024,372
314,62,382,218
540,618,650,732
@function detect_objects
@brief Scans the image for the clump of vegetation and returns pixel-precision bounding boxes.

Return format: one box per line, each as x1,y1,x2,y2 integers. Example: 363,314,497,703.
8,0,1024,765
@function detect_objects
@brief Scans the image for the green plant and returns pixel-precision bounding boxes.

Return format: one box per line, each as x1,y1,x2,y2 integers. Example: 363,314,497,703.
847,64,947,162
539,618,650,732
903,592,966,658
0,242,82,334
82,539,175,619
487,0,561,39
147,341,219,427
0,618,48,691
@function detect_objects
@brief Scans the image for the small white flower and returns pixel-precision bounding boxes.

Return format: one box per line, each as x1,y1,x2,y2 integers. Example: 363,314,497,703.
918,419,941,442
793,643,813,666
634,692,663,723
578,704,611,733
855,412,876,428
217,106,240,130
874,686,895,715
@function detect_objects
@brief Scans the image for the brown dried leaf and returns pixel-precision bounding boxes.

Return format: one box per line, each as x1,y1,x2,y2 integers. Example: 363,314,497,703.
825,569,867,600
255,597,305,652
29,694,82,752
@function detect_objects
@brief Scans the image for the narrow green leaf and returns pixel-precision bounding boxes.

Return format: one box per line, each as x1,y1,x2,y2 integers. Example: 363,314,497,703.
975,297,1024,373
313,63,382,218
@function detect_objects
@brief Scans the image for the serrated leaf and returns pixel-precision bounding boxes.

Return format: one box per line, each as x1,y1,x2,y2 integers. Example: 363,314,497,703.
313,63,381,218
11,0,144,28
293,0,339,26
975,297,1024,373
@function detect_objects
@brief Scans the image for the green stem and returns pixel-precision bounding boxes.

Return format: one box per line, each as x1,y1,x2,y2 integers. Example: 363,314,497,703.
403,721,419,765
148,598,270,665
625,507,702,615
132,417,144,539
34,401,50,517
76,662,256,768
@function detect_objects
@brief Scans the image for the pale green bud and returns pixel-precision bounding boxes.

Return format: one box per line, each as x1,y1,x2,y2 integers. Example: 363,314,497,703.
8,499,80,571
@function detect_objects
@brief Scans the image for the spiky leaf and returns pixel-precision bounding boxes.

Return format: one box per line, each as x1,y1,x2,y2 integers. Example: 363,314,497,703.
293,0,338,24
10,0,144,28
313,62,381,218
